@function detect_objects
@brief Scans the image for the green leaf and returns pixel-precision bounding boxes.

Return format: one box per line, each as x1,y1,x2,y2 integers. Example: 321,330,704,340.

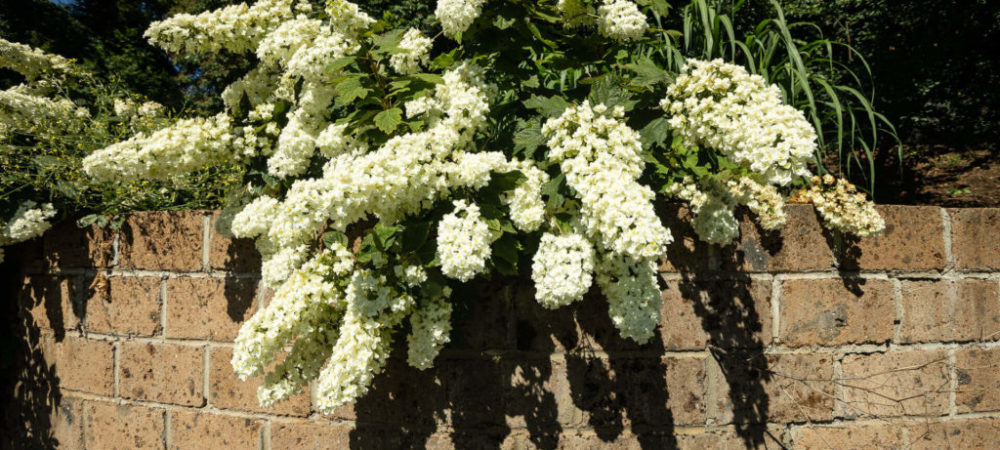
323,231,348,248
400,221,431,253
335,76,369,105
651,0,671,16
493,15,516,29
640,117,671,147
491,170,526,192
625,58,671,87
406,73,445,85
522,95,569,117
513,118,544,157
324,56,356,74
374,224,399,249
492,233,520,267
588,77,637,111
374,108,403,134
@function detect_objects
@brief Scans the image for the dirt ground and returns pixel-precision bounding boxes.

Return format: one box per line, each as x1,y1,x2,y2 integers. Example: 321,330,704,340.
863,146,1000,207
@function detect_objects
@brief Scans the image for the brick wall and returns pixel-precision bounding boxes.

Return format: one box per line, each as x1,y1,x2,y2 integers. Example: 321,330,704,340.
2,206,999,449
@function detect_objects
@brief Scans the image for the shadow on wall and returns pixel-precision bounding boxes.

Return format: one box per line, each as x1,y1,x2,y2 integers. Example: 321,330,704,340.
0,241,65,449
346,241,779,449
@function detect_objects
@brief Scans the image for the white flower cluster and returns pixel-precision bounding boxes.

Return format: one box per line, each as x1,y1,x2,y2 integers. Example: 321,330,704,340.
595,253,662,344
796,175,885,237
0,38,73,80
326,0,376,37
114,98,165,121
531,231,595,309
144,0,295,54
407,292,453,369
727,177,786,231
662,59,816,186
543,101,671,260
502,161,548,232
83,114,234,181
437,200,492,282
0,202,58,261
390,28,433,75
232,249,348,379
0,86,89,133
666,178,740,245
597,0,647,42
436,0,488,38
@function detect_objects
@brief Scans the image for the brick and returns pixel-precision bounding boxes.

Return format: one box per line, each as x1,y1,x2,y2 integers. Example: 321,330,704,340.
546,355,705,429
659,203,712,273
85,276,161,336
841,349,951,417
83,401,165,450
660,279,772,351
19,275,80,332
50,395,85,449
712,352,834,424
43,221,114,269
441,357,506,429
900,280,1000,343
954,280,1000,342
120,342,205,406
842,205,946,271
779,279,894,346
949,208,1000,271
119,211,204,271
676,426,788,449
792,423,904,449
38,333,114,396
165,277,256,341
907,417,1000,449
271,421,351,449
169,410,261,450
208,212,261,273
722,204,836,272
955,347,1000,413
208,347,310,416
351,355,446,429
514,284,650,354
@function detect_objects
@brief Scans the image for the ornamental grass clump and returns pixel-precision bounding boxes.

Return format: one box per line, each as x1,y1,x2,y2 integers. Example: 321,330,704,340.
81,0,887,410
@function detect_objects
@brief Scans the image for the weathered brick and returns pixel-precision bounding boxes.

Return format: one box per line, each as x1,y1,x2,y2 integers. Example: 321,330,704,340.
169,410,261,450
792,423,904,448
38,333,114,396
50,395,85,449
208,347,310,416
43,221,115,269
83,401,165,450
660,279,772,351
351,355,446,429
779,279,894,346
119,211,204,271
85,276,161,336
954,280,1000,342
955,347,1000,413
165,277,256,341
712,352,835,424
659,203,712,273
723,204,836,273
543,355,705,429
271,421,351,449
19,275,80,332
949,208,1000,271
840,349,950,418
676,426,788,449
208,212,261,273
514,284,651,354
843,205,946,271
120,342,205,406
900,279,1000,343
907,417,1000,449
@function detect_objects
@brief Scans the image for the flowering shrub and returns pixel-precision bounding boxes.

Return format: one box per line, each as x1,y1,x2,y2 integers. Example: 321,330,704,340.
80,0,885,411
0,37,241,262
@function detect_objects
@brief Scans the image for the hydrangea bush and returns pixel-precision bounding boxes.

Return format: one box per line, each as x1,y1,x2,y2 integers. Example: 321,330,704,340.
0,37,240,262
80,0,885,411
